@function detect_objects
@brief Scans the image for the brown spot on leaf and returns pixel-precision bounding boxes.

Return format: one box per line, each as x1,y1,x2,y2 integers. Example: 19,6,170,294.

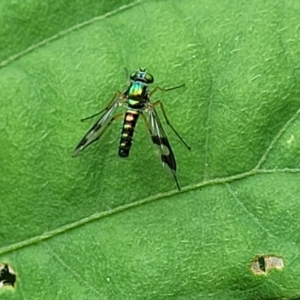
250,255,284,275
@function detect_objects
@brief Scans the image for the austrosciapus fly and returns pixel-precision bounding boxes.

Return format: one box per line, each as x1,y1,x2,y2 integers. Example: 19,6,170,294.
72,68,190,190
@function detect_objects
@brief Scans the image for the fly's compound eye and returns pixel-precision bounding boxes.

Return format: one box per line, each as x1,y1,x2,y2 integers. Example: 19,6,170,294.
130,71,138,81
145,73,154,83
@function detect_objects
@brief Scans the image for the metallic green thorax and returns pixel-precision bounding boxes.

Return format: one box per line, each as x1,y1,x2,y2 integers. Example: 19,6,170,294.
127,81,147,109
128,82,144,99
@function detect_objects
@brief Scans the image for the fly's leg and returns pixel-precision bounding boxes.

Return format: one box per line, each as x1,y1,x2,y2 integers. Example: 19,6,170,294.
150,84,185,97
152,101,191,150
81,91,123,122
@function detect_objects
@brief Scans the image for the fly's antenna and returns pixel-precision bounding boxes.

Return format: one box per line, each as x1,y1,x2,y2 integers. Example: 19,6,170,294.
124,67,129,79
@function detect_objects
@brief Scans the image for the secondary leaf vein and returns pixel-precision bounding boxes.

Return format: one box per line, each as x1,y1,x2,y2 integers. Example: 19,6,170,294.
226,183,276,238
0,0,144,69
255,107,300,169
44,244,103,296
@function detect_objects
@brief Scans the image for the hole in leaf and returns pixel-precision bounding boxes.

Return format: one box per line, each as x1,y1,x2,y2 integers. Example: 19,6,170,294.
250,255,284,275
0,264,16,289
258,256,266,272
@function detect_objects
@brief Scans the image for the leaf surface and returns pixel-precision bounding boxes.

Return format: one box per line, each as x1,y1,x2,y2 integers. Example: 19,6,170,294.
1,0,300,299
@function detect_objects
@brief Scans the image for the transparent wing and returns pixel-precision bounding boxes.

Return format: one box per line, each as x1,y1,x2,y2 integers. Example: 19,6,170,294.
147,108,180,190
73,95,124,156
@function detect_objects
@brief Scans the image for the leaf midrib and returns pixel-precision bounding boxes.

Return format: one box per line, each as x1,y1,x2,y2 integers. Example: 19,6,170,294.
1,164,300,257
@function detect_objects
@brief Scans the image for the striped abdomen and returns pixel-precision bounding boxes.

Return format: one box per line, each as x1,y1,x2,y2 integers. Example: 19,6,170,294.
118,110,139,157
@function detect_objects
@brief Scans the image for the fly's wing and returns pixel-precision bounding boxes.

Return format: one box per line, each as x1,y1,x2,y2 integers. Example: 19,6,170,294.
147,108,180,190
72,95,124,156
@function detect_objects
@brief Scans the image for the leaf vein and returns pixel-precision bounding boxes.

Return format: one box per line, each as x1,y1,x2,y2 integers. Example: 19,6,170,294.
44,244,103,296
0,0,144,69
203,95,213,179
226,183,276,238
1,168,300,256
255,107,300,169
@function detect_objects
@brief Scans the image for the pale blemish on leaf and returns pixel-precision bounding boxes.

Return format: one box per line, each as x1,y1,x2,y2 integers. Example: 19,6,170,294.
287,134,295,145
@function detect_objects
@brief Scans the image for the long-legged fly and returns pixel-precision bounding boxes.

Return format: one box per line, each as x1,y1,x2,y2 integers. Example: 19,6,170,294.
73,69,190,190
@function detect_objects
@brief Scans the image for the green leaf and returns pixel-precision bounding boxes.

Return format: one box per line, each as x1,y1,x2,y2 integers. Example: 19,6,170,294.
1,0,300,299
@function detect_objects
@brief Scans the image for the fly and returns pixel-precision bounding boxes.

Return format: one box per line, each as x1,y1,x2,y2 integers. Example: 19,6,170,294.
73,68,190,190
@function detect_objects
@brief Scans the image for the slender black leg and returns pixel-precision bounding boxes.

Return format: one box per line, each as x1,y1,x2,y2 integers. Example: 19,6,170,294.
150,84,185,97
80,91,123,122
153,101,191,150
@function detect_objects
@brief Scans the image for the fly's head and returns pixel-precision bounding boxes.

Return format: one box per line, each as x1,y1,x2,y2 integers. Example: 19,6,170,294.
130,68,154,84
